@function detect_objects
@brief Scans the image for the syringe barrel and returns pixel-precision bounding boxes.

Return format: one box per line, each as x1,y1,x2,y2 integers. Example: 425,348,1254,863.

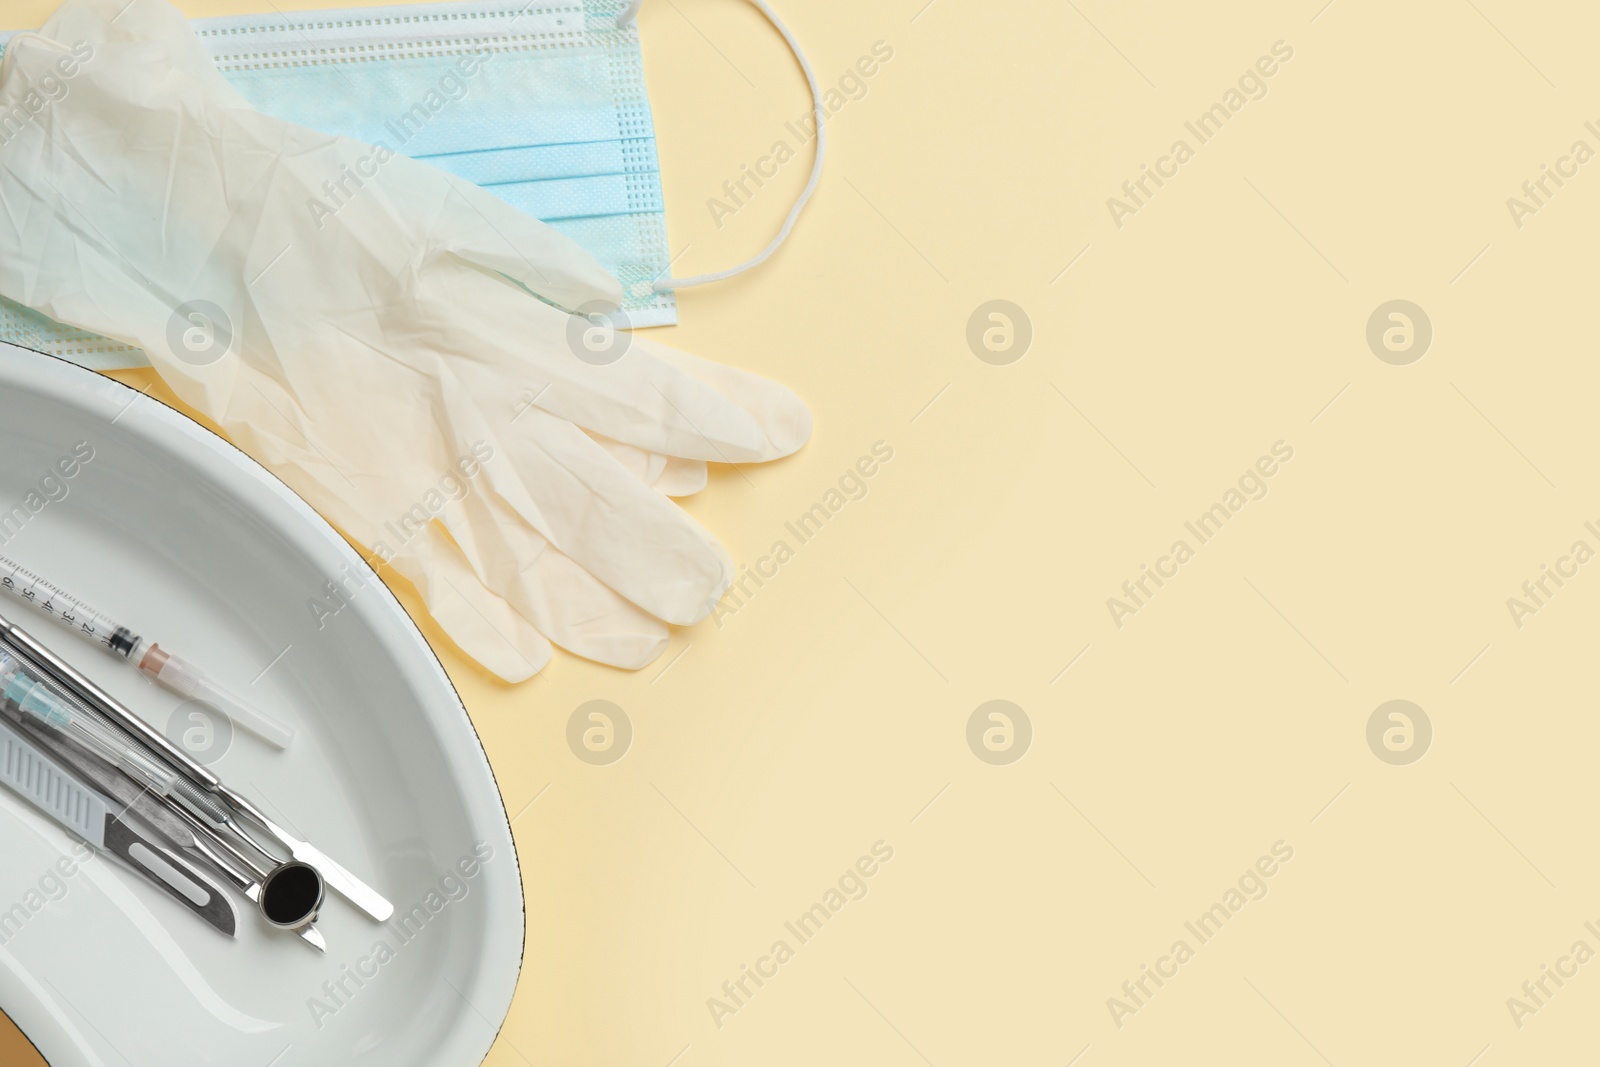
0,555,143,661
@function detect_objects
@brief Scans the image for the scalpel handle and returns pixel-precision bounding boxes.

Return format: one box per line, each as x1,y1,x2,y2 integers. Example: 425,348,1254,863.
0,716,235,936
101,814,237,937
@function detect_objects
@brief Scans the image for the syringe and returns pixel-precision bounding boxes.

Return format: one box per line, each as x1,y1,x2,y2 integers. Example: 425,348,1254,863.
0,553,293,750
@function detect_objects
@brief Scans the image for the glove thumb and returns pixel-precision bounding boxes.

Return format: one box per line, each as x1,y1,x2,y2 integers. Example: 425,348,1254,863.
385,524,553,683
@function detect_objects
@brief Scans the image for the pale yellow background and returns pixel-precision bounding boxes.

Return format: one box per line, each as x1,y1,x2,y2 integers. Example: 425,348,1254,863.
4,0,1599,1064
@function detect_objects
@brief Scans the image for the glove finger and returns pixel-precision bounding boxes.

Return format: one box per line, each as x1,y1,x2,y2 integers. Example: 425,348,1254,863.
628,334,814,460
433,498,675,668
654,457,709,497
501,544,674,669
434,278,776,463
459,403,734,626
432,175,623,313
584,432,668,486
386,525,553,683
584,432,709,497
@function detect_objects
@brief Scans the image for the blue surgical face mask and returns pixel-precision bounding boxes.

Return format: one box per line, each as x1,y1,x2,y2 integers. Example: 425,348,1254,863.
0,0,677,369
0,0,823,372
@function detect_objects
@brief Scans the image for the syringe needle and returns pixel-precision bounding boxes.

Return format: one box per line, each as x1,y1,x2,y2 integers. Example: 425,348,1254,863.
136,645,295,750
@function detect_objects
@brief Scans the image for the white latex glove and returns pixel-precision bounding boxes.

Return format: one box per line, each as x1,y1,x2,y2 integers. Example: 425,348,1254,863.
0,0,811,681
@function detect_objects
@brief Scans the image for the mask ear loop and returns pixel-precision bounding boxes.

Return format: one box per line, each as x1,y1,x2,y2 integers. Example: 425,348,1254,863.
618,0,826,294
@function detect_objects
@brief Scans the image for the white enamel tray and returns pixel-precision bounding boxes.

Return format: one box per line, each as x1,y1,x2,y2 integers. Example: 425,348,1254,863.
0,346,523,1066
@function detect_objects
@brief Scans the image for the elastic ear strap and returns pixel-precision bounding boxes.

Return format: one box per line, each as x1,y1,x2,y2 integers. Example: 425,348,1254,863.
619,0,825,293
